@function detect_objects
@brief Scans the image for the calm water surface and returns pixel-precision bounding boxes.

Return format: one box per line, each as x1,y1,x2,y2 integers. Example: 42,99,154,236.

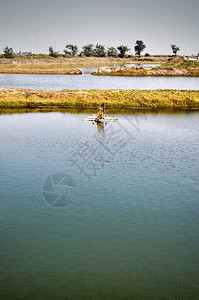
0,111,198,299
1,71,199,90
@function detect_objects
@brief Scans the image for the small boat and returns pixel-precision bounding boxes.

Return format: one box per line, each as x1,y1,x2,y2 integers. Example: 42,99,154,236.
83,104,118,123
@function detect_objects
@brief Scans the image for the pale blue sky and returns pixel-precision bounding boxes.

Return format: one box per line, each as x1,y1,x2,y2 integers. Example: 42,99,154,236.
0,0,198,55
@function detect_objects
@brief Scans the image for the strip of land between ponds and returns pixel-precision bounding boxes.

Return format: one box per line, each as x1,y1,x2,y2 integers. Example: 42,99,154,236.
92,57,199,77
0,88,198,110
0,69,82,75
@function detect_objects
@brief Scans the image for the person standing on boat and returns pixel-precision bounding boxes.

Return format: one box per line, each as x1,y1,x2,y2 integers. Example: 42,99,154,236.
97,105,105,120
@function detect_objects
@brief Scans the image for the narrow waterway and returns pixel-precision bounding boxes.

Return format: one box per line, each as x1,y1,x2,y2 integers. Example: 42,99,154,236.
0,65,199,91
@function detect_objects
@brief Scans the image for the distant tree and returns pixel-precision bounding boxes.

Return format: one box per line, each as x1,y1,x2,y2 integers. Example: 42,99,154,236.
117,45,130,58
107,47,118,57
134,40,146,56
171,44,180,55
17,51,32,57
3,46,14,58
81,44,94,57
64,44,78,56
94,44,106,57
145,53,150,57
49,46,59,58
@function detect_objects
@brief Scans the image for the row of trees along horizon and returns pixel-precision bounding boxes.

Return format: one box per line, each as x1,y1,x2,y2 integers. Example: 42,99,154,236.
2,41,181,59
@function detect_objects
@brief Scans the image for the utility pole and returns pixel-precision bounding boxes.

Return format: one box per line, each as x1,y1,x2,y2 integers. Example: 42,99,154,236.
32,35,34,56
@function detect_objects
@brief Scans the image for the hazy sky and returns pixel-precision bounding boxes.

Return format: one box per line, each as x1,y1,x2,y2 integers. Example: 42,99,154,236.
0,0,198,55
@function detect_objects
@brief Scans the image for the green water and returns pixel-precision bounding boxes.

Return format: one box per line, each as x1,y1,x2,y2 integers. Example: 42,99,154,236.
0,111,198,299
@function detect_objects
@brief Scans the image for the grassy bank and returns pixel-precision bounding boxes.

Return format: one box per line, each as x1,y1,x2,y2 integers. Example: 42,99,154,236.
0,58,133,73
92,57,199,77
0,88,198,109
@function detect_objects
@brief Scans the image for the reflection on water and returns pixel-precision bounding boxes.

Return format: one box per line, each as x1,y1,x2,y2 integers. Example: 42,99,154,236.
97,121,105,131
0,111,198,300
1,107,198,116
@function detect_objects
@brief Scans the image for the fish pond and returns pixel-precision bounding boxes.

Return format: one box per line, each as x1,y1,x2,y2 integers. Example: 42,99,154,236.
0,110,198,299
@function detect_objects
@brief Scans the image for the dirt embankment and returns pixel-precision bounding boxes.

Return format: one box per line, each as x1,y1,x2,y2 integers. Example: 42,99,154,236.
0,56,165,65
0,68,82,75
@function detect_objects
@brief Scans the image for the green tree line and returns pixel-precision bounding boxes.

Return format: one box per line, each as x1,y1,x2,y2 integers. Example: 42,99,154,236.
2,42,182,58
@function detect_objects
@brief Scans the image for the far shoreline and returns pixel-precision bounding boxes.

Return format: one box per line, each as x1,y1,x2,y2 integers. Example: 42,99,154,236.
0,56,198,76
0,56,165,75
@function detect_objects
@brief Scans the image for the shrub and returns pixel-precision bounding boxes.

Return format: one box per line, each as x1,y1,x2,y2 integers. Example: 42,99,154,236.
81,44,94,57
3,46,15,59
117,45,130,58
94,44,106,57
107,47,118,57
49,46,59,58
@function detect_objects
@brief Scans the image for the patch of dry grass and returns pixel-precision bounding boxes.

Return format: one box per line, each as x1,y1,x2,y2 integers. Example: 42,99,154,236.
0,88,198,109
0,56,164,72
